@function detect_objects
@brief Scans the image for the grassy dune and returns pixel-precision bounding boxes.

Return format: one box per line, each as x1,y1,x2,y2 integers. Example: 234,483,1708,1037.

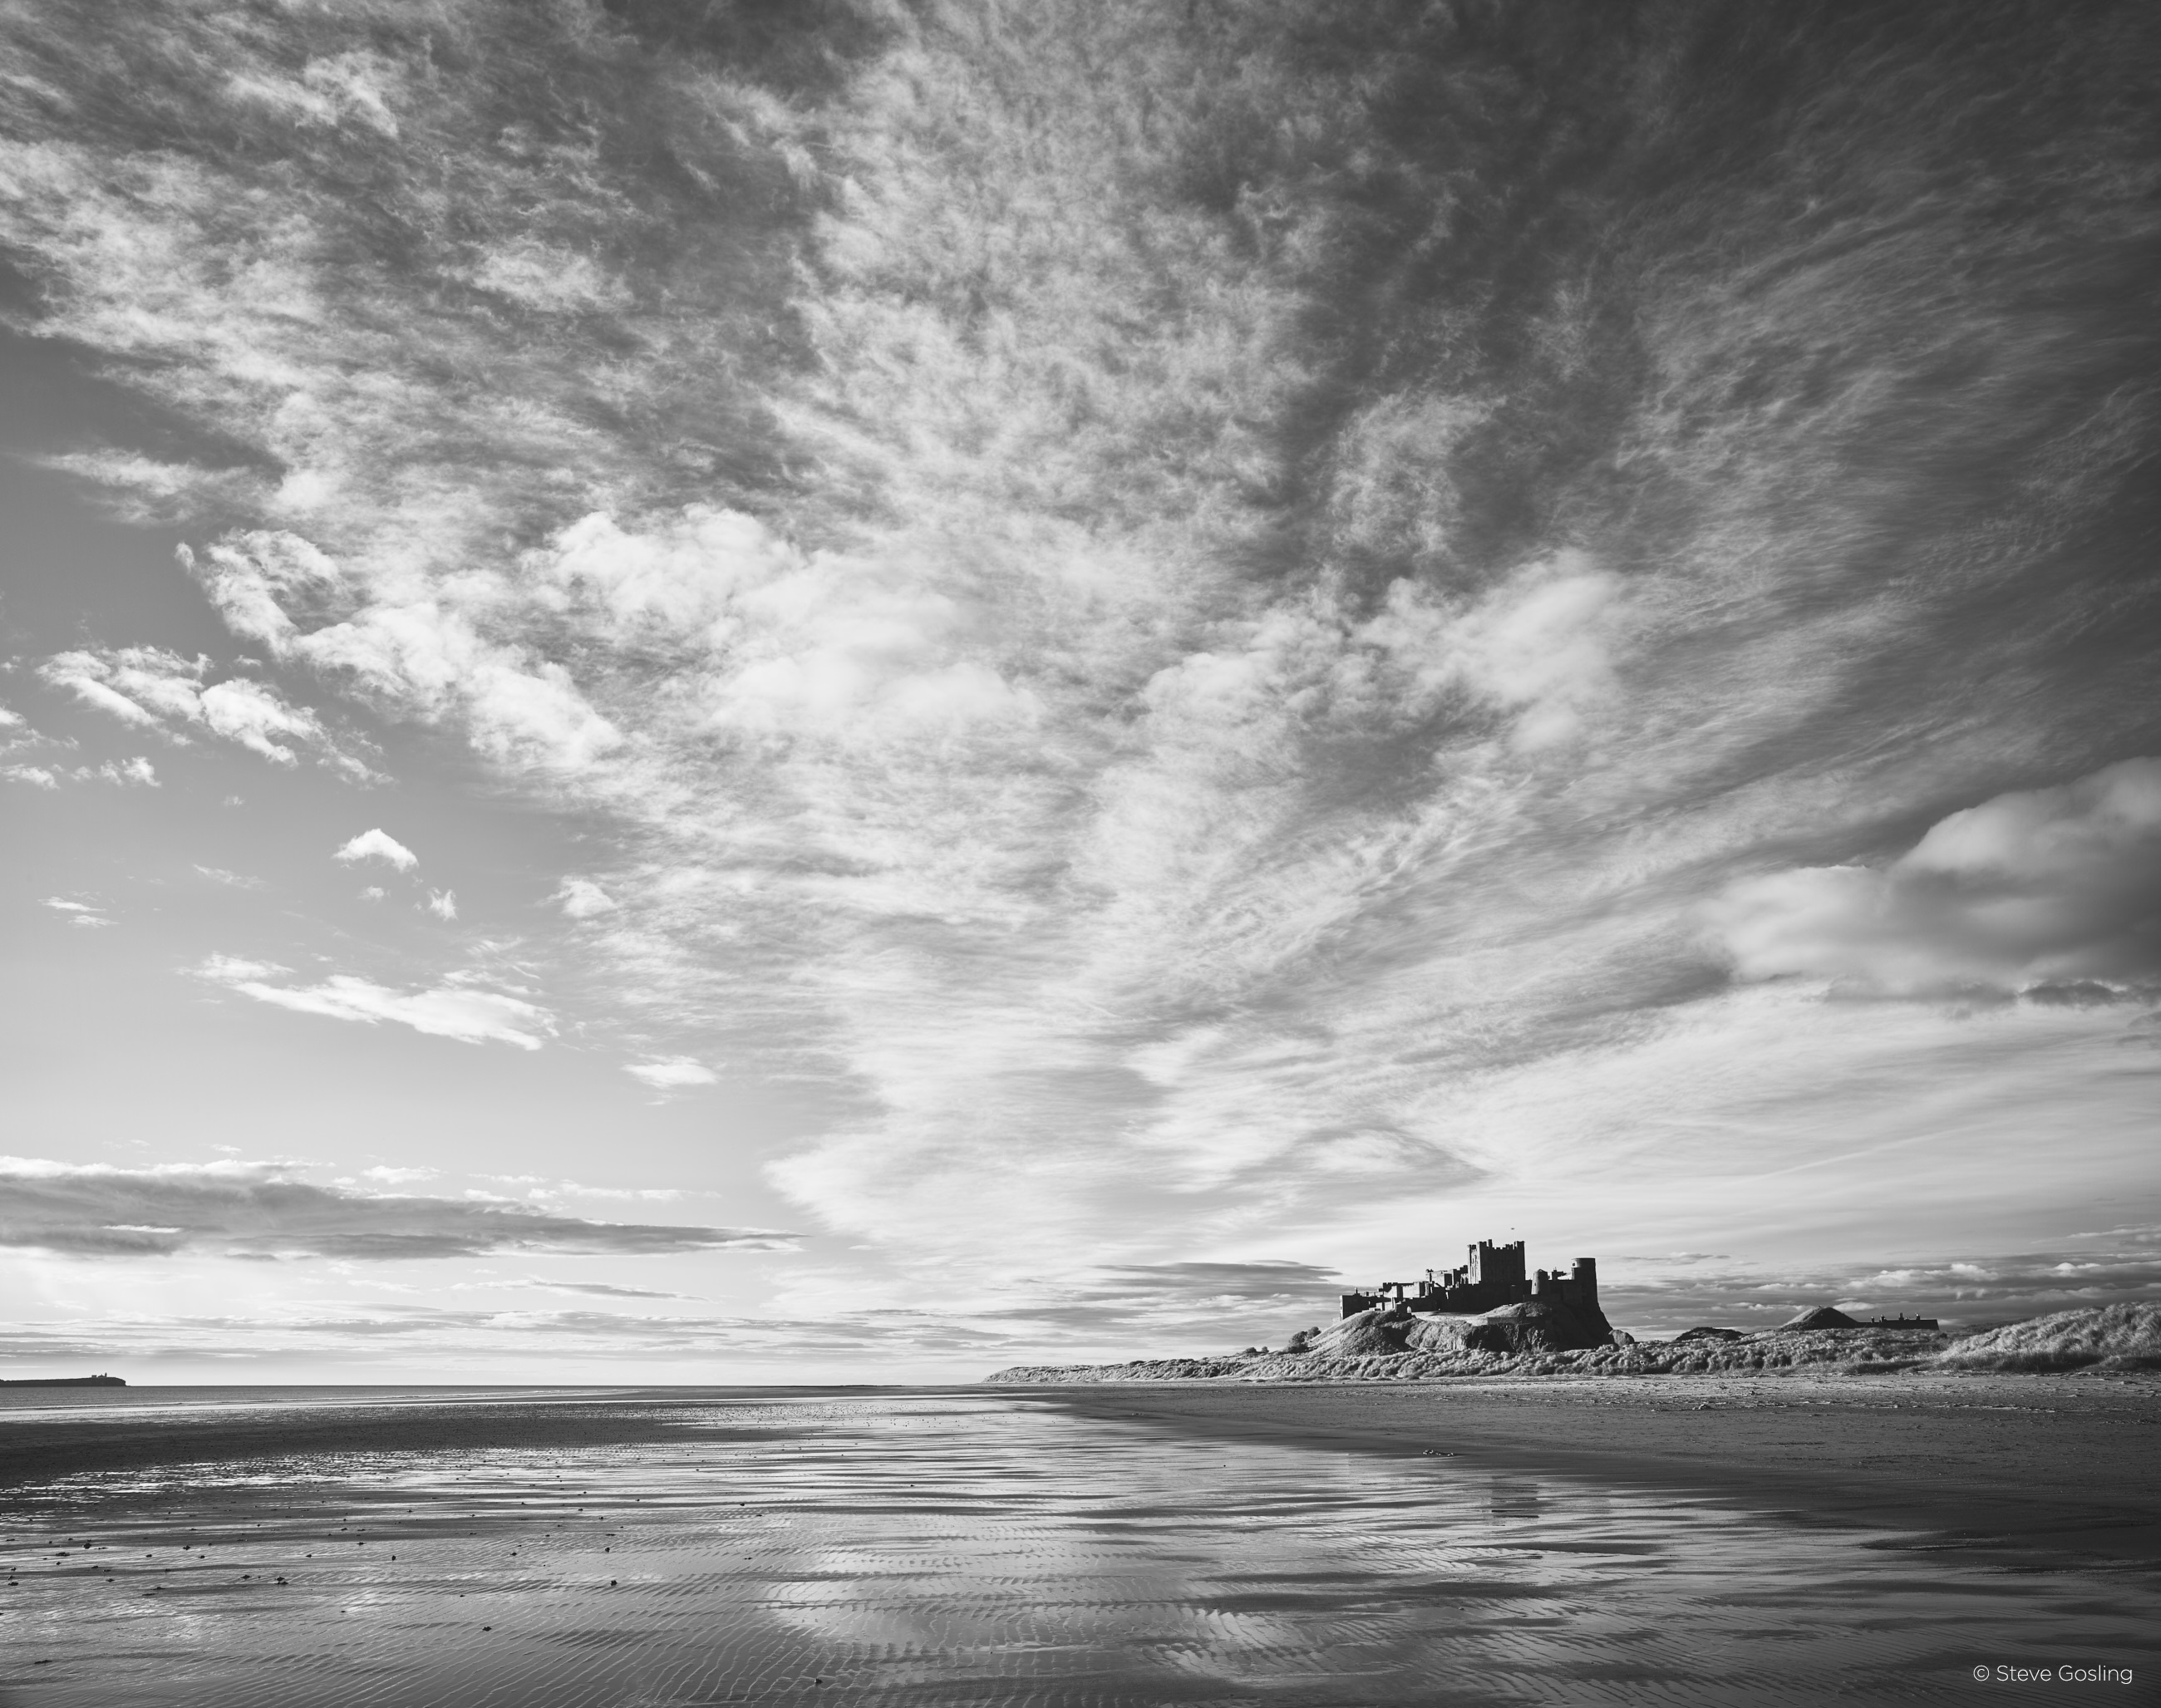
988,1303,2159,1384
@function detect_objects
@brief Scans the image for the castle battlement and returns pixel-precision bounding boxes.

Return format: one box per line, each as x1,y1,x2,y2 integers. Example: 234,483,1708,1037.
1340,1241,1598,1320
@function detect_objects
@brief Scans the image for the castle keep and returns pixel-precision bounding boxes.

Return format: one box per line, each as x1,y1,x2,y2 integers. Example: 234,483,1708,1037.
1339,1239,1599,1320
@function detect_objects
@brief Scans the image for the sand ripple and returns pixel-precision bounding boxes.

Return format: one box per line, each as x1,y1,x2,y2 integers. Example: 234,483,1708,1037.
1,1392,2153,1705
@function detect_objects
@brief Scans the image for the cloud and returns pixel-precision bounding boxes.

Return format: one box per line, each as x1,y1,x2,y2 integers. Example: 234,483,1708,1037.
0,1156,795,1260
2,0,2157,1313
972,1261,1346,1344
37,647,372,775
187,532,622,774
424,888,458,920
554,879,618,918
513,1279,704,1301
194,864,264,888
0,1305,1017,1367
1601,1235,2161,1336
1711,759,2161,996
5,758,158,788
197,957,552,1050
43,897,111,928
333,828,417,871
623,1057,716,1089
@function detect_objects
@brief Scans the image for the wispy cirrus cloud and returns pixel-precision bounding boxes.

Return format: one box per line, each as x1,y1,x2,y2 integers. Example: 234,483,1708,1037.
509,1279,705,1302
0,1307,1015,1369
0,1157,795,1261
195,957,551,1050
0,0,2153,1309
624,1057,716,1090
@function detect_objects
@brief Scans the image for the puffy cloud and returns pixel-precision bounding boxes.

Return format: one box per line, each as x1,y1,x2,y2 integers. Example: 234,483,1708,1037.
37,646,371,774
197,957,552,1050
4,758,156,787
424,888,458,921
333,828,417,871
0,1157,794,1260
554,879,618,918
1711,759,2161,996
1392,553,1629,753
188,533,621,774
623,1057,717,1089
197,680,329,767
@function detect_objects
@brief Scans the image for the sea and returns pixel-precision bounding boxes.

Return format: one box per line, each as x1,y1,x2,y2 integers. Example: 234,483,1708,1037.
0,1388,2153,1706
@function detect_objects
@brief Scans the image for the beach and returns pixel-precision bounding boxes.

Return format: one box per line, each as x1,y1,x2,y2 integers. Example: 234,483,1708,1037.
1039,1367,2161,1573
2,1380,2156,1706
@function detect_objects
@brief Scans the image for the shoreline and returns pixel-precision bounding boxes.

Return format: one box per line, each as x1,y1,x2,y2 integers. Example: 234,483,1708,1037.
1016,1368,2161,1574
8,1375,2158,1578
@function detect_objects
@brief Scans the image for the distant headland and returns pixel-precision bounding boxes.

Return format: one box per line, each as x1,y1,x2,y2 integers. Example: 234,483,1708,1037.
0,1374,126,1387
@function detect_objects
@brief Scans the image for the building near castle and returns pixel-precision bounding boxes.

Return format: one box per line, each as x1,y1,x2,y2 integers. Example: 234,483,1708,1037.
1339,1239,1598,1320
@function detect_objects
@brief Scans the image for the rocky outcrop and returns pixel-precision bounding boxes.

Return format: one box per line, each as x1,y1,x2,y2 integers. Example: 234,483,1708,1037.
1302,1297,1615,1362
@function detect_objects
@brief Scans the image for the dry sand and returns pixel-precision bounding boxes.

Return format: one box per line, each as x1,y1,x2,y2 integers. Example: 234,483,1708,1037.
1033,1368,2161,1573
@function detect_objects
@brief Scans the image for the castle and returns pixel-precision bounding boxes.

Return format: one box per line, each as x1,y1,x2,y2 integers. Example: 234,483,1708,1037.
1339,1239,1598,1320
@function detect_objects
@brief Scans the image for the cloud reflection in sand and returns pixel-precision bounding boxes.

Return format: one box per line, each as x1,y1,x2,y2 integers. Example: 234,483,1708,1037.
2,1391,2154,1705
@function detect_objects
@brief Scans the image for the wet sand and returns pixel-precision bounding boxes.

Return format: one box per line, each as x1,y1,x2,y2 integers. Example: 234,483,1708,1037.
2,1385,2155,1706
0,1386,854,1489
1038,1369,2161,1572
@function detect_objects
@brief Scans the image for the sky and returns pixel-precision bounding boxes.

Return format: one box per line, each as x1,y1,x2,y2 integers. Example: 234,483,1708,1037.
1,0,2157,1383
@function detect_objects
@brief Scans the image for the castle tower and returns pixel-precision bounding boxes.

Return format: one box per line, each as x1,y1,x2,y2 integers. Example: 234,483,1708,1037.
1466,1239,1525,1288
1570,1257,1598,1307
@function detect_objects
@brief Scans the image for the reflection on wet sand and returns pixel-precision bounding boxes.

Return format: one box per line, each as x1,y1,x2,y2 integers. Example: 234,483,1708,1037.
0,1391,2153,1706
